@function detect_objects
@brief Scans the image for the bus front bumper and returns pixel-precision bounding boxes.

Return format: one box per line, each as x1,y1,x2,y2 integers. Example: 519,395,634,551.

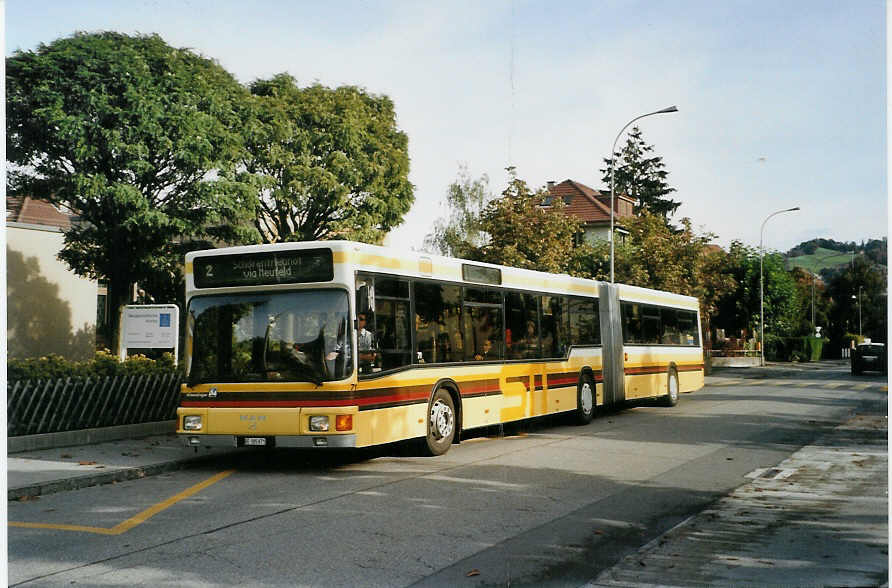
179,434,358,449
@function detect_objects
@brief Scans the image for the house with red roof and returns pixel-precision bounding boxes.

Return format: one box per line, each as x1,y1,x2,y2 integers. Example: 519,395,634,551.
7,196,99,359
542,179,636,245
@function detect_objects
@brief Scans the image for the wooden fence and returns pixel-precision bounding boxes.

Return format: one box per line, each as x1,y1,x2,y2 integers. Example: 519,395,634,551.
7,373,182,437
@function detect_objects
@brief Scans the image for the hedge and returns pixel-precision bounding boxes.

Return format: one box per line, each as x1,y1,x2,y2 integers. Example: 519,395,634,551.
764,335,825,362
8,350,181,382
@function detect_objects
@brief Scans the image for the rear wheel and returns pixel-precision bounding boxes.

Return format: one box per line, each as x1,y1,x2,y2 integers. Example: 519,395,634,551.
575,373,596,424
663,367,679,407
421,388,456,456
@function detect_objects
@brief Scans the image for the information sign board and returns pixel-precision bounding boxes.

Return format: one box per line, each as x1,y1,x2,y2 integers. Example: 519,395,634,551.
119,304,180,362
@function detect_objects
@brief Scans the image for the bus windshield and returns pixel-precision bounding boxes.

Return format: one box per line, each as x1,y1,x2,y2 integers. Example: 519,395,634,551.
187,289,352,385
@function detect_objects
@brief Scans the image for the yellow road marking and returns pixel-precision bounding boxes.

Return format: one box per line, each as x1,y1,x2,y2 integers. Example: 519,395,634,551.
9,469,235,535
8,522,119,535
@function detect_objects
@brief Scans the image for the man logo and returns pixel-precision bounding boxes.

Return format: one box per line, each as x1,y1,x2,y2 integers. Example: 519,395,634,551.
208,388,218,398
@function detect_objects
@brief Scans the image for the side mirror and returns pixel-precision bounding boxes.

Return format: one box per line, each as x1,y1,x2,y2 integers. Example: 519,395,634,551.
357,284,371,315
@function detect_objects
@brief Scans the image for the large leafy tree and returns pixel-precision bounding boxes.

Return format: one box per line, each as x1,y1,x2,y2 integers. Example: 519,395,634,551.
713,242,801,342
423,165,491,258
244,74,414,243
469,172,581,273
572,212,735,345
600,126,680,219
7,32,258,346
427,172,737,343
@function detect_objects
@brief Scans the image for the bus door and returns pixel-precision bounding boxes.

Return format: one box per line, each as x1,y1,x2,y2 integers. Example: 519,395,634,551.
598,283,625,407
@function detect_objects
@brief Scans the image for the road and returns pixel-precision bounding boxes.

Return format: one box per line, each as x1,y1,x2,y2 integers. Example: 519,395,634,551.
8,362,887,586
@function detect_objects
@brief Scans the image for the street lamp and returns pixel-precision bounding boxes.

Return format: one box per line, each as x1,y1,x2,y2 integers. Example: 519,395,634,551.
852,286,863,338
760,206,800,366
608,105,678,283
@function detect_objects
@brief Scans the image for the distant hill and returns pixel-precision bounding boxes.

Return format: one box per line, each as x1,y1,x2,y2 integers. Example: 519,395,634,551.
785,247,859,274
785,237,887,275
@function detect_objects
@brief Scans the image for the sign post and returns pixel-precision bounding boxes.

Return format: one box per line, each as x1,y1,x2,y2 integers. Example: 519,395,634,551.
118,304,180,362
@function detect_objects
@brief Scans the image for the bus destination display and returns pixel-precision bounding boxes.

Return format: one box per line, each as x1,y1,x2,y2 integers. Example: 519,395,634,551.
194,249,333,288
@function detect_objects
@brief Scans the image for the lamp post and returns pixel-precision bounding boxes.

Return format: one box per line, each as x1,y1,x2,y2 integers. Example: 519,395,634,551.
852,286,862,338
608,105,678,283
760,206,800,366
810,251,846,335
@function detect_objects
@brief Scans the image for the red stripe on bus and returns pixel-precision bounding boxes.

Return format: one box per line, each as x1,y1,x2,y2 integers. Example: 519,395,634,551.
182,391,430,409
624,364,704,376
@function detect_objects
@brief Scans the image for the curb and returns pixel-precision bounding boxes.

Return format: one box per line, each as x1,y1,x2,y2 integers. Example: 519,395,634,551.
8,421,177,454
8,452,224,501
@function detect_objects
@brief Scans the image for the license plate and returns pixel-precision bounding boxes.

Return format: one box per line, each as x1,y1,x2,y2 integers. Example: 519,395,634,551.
244,437,267,446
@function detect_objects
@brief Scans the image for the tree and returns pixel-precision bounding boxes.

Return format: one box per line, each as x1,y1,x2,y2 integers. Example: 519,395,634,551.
596,212,735,345
790,266,831,336
469,172,581,273
423,165,491,258
7,32,258,347
244,74,414,244
600,126,680,219
713,243,801,343
826,257,887,345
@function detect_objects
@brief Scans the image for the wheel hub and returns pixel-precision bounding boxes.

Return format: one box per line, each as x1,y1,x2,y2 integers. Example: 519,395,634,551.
430,399,454,440
581,382,594,414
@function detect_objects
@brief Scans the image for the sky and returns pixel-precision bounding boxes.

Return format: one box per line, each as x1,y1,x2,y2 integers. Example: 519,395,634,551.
5,0,888,254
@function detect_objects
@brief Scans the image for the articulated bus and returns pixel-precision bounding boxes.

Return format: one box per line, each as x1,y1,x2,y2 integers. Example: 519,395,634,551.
177,241,703,455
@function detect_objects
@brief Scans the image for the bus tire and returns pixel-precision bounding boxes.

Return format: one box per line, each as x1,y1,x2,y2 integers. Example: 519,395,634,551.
575,373,596,425
421,387,456,456
663,367,680,407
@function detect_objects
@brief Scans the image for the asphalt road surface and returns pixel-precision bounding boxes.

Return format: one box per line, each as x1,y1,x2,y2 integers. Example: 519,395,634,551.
8,362,886,587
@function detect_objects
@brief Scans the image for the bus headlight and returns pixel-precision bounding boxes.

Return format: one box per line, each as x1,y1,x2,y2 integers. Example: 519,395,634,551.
309,415,330,432
183,415,203,431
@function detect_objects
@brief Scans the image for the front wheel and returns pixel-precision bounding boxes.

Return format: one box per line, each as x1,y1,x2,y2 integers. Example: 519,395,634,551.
421,388,456,456
663,368,679,407
575,373,596,424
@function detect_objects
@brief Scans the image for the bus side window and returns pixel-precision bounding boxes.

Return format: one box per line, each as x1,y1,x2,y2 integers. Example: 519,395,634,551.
462,287,503,362
570,297,598,346
374,277,411,371
661,307,679,344
414,282,461,363
621,302,641,344
541,295,565,358
506,292,539,359
678,310,699,346
642,306,662,344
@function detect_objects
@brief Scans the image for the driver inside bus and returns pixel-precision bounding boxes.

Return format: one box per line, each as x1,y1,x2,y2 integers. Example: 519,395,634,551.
356,313,378,372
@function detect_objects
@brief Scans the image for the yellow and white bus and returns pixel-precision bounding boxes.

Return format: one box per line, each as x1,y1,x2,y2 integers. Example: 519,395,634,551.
177,241,703,455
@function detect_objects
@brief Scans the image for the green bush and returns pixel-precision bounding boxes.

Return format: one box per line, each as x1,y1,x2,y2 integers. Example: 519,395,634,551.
765,335,827,362
804,337,824,361
8,350,180,383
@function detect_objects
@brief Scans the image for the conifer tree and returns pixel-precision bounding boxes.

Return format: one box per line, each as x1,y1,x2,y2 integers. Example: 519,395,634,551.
600,126,680,219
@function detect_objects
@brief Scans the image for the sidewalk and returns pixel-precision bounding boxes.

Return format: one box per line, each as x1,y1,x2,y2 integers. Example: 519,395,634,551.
586,409,889,587
7,431,239,501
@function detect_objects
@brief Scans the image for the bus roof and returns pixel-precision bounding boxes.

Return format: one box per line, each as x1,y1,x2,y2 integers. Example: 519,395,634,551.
186,240,700,310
